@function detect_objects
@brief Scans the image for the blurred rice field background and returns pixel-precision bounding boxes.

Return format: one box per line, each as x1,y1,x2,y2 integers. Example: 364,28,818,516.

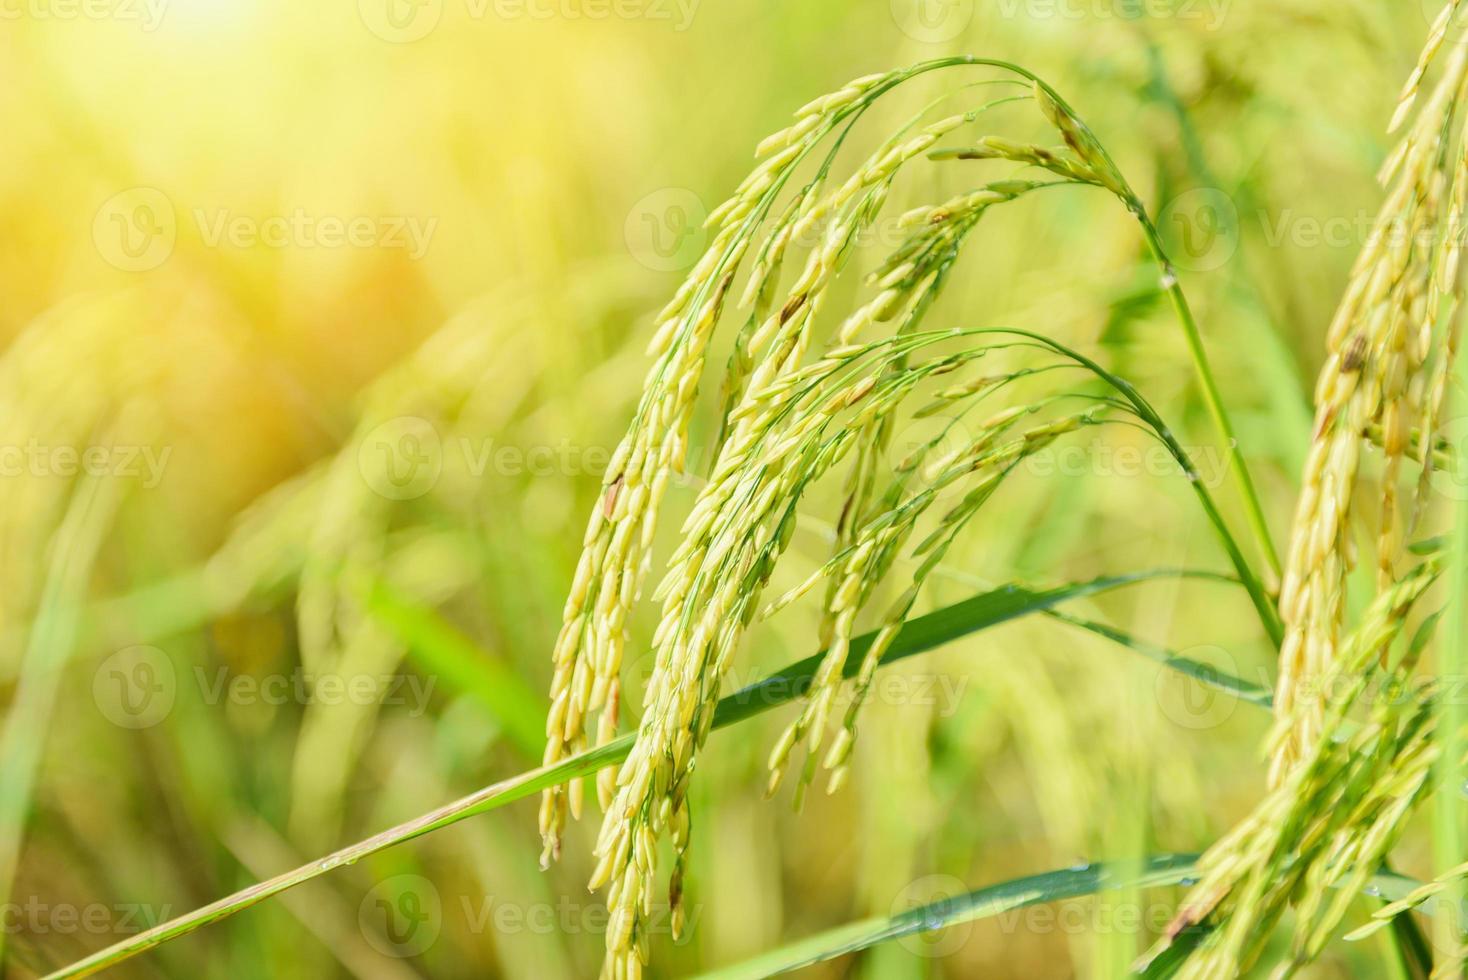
0,0,1458,976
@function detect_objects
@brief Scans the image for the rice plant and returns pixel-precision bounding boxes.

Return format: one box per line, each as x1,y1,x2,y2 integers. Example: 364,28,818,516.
12,4,1468,980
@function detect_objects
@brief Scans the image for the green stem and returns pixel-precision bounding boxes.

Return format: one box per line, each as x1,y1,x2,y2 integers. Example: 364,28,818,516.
977,327,1285,648
1135,211,1284,585
921,57,1284,587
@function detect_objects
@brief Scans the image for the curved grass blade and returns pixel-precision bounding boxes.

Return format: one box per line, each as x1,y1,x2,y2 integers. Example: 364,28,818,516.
699,862,1431,979
1044,608,1273,709
694,854,1202,980
45,568,1222,979
978,327,1284,647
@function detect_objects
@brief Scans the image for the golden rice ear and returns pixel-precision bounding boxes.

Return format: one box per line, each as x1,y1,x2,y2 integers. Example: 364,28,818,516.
1389,0,1468,133
1270,22,1468,785
1150,563,1442,978
554,56,1276,979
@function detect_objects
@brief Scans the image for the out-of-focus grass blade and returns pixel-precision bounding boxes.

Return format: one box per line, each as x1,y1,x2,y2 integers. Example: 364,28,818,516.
0,475,120,965
45,567,1223,978
694,855,1202,980
361,579,545,757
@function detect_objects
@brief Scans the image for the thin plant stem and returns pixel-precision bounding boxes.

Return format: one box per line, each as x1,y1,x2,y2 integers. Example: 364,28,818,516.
968,326,1285,647
1135,211,1284,586
917,56,1283,587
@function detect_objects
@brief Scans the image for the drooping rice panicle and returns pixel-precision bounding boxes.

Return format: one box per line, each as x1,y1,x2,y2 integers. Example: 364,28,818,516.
1271,35,1468,785
537,66,1021,862
540,61,1060,863
590,325,1131,977
767,403,1103,803
1390,0,1468,134
538,70,889,864
1144,562,1444,979
529,57,1287,978
1413,130,1468,532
